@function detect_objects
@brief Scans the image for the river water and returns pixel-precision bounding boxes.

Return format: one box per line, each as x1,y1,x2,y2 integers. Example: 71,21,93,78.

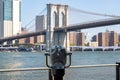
0,51,120,80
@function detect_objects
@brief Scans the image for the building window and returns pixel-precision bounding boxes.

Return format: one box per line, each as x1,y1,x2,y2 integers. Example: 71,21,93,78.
3,0,12,20
19,1,21,21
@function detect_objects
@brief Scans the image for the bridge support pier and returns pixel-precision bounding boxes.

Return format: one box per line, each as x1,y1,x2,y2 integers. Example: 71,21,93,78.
46,4,70,51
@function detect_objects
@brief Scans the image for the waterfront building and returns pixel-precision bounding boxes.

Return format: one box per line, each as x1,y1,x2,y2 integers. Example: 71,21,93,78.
76,32,85,46
109,31,118,46
98,32,106,46
34,36,43,44
69,32,77,46
92,35,98,42
18,27,43,44
98,31,118,47
118,35,120,46
104,30,118,46
69,31,85,46
119,35,120,42
0,0,21,38
26,37,34,44
89,42,98,47
35,15,46,31
35,15,46,43
17,28,29,44
105,30,110,46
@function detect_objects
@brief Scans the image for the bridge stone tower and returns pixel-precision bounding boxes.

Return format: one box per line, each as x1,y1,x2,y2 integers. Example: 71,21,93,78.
46,4,70,51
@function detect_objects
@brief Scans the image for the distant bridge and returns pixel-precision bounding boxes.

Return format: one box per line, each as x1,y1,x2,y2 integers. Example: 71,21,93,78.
0,17,120,44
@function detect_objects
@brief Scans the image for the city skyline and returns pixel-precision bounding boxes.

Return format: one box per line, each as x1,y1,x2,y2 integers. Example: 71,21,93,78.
0,1,120,46
21,0,120,37
17,26,120,47
69,30,119,47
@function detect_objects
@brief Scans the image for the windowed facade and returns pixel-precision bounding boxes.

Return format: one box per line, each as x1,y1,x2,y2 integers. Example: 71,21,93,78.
3,0,12,20
0,0,21,39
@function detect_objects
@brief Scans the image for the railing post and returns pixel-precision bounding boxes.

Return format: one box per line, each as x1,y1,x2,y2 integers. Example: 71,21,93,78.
52,69,65,80
116,62,120,80
49,69,53,80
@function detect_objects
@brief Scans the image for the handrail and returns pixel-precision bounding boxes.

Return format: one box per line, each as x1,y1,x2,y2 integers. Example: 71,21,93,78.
69,64,118,69
0,64,118,72
0,67,49,72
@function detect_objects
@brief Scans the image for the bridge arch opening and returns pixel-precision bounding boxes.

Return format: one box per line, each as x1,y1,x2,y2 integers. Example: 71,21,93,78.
59,12,65,27
53,11,57,28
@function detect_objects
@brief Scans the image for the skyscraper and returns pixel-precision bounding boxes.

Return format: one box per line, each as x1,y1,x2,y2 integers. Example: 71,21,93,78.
35,15,46,43
0,0,21,38
69,32,77,46
98,32,106,46
35,15,46,31
76,32,85,46
109,31,118,46
98,31,118,46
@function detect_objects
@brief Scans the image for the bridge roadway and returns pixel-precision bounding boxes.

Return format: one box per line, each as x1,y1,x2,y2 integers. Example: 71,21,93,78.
0,18,120,43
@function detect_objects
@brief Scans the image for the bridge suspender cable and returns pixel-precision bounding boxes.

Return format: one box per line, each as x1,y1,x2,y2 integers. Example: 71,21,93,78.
69,6,120,18
24,7,47,29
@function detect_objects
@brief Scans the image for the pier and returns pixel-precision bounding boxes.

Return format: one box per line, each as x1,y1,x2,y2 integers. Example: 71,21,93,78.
70,46,120,51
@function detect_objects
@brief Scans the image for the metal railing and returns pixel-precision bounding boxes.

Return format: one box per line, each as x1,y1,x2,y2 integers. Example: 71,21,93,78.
0,67,49,72
0,63,120,80
70,64,118,68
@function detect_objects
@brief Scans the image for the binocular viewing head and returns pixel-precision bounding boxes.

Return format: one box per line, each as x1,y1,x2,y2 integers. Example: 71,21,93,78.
50,46,67,69
45,45,72,69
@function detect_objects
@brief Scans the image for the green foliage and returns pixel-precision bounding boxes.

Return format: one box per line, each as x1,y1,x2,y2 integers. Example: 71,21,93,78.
118,42,120,46
70,43,75,46
34,42,46,44
12,43,33,48
84,42,89,46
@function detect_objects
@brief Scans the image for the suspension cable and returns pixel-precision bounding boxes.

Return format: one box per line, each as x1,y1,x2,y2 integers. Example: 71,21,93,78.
24,7,47,29
69,6,120,18
27,23,35,32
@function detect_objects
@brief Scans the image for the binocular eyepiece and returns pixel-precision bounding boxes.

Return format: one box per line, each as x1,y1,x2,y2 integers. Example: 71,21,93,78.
45,45,72,69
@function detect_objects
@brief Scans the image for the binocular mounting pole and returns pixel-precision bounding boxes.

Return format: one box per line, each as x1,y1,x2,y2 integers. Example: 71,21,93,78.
45,46,72,80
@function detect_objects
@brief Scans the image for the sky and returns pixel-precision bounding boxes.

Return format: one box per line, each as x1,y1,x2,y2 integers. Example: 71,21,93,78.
21,0,120,38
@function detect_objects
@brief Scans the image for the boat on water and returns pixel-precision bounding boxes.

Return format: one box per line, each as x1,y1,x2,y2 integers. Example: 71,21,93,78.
0,46,34,52
0,47,18,52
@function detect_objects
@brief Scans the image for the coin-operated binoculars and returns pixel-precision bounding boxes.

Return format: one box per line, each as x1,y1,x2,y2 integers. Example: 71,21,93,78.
45,46,72,80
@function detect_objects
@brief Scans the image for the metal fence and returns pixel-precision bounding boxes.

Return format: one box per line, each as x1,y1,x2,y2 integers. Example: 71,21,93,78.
0,63,119,80
0,67,49,80
65,64,118,80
